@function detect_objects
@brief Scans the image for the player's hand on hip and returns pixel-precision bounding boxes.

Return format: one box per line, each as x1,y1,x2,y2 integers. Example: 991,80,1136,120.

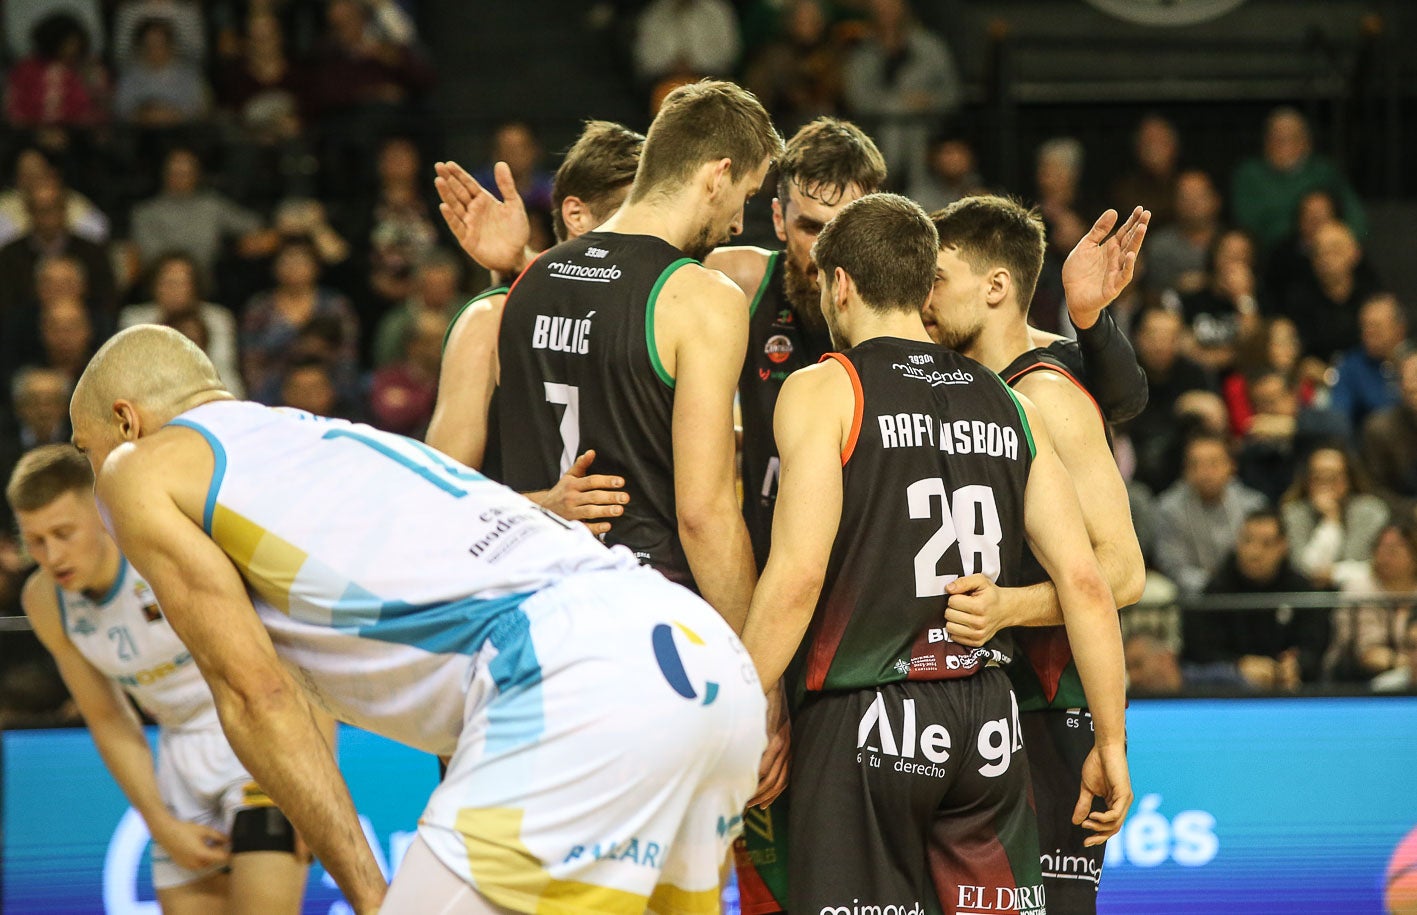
749,682,791,809
1061,206,1150,329
1074,743,1132,847
152,817,231,871
944,574,1009,647
541,450,629,536
434,159,530,274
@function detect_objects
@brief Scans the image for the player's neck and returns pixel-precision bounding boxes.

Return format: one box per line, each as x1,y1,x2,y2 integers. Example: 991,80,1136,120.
597,196,704,252
845,311,933,349
969,314,1035,374
81,540,123,600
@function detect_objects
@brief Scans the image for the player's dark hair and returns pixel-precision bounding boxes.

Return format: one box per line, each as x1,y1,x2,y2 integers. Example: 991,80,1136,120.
776,118,887,207
552,121,644,242
931,195,1047,315
812,193,938,314
6,444,94,514
630,80,783,202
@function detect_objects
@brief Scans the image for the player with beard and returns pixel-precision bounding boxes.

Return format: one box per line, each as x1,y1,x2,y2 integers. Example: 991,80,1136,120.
925,196,1148,914
740,193,1130,915
493,80,781,631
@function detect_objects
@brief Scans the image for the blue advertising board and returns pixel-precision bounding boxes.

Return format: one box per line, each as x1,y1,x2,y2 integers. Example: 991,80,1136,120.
4,698,1416,913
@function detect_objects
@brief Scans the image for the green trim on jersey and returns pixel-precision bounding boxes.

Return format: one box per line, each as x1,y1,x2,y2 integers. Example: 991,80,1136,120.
645,258,697,389
990,371,1037,458
442,286,510,353
747,251,781,318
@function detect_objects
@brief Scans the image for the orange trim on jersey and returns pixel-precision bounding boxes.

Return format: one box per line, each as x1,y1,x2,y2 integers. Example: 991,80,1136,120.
1005,361,1105,425
820,352,863,465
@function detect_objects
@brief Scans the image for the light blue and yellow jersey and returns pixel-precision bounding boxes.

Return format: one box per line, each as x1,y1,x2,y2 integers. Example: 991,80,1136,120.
59,558,218,731
167,400,629,756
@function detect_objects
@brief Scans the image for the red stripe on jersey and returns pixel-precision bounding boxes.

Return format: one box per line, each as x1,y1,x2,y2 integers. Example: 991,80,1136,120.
1005,361,1105,425
505,250,549,298
820,352,864,465
1017,626,1072,705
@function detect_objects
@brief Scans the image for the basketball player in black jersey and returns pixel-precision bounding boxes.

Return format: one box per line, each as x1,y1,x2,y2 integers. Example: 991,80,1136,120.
925,196,1148,914
496,80,782,631
740,193,1130,915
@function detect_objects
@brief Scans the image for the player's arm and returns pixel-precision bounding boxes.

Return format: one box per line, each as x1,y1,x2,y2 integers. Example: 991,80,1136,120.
21,573,231,872
1073,309,1147,423
425,294,503,469
659,267,758,631
945,373,1144,643
1016,395,1131,843
97,440,386,914
433,160,533,278
740,363,851,692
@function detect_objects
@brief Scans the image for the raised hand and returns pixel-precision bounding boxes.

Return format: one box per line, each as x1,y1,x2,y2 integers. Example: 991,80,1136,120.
434,160,531,275
1062,206,1150,329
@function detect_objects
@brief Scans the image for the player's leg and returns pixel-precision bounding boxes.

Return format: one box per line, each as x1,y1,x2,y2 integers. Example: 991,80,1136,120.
786,684,941,914
382,837,517,914
1020,708,1105,914
927,668,1045,915
225,805,308,915
156,871,230,915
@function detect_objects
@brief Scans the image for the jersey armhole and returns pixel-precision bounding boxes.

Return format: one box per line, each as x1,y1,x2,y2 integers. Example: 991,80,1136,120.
165,419,228,535
747,251,781,318
990,372,1037,459
645,257,698,389
819,353,864,465
442,285,509,353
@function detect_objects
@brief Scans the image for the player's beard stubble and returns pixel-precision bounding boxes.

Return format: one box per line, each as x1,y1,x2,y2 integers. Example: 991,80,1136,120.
783,254,829,334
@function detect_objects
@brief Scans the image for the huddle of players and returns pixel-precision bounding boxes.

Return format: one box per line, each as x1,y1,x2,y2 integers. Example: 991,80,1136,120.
431,80,1149,914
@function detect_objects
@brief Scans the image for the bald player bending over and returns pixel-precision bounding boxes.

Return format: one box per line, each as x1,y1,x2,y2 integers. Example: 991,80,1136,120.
70,325,766,914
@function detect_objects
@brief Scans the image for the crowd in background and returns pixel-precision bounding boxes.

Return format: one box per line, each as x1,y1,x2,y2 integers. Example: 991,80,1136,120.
1,0,1414,725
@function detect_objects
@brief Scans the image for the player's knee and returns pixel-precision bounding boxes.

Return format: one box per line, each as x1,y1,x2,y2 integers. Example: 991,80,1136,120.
230,807,297,856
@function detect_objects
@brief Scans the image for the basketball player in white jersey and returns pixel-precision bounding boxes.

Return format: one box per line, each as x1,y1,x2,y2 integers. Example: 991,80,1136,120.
68,324,766,914
8,444,309,915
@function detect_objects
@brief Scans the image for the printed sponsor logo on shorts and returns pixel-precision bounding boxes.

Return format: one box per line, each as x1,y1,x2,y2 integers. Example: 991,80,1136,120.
957,884,1046,914
819,901,924,915
855,691,1023,779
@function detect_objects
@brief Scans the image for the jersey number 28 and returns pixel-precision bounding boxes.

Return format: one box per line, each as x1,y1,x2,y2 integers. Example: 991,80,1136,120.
906,480,1002,597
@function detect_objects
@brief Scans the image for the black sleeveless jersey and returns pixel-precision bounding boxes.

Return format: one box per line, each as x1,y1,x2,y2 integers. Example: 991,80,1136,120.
739,251,834,569
1000,342,1104,711
801,337,1036,694
496,231,698,587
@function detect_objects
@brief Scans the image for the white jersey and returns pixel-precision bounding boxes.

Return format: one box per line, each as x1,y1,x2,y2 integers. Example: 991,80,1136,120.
166,401,631,756
58,558,219,731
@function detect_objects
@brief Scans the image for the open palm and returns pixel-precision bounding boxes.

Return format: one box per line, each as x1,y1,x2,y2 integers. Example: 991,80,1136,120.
434,160,530,274
1062,206,1150,328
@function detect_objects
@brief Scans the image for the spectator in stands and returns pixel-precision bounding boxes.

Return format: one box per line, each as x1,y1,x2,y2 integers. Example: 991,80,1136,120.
1235,370,1347,504
1270,219,1380,363
1156,433,1268,596
843,0,960,190
1363,350,1417,513
242,237,359,404
130,148,275,282
3,12,109,132
1124,630,1252,695
1186,509,1331,688
0,179,116,318
273,197,350,270
908,133,985,214
0,147,108,246
1231,107,1366,252
472,122,554,215
1371,615,1417,692
118,252,244,396
113,17,209,126
3,367,71,453
372,250,463,367
1176,227,1260,373
37,297,96,382
278,355,347,418
1123,306,1217,492
1329,524,1416,684
369,310,443,437
634,0,742,91
1223,316,1320,438
1281,446,1389,588
1259,188,1377,304
743,0,844,132
1111,114,1180,227
112,0,206,66
308,0,431,118
1148,169,1223,297
1329,294,1409,433
1,254,105,378
363,136,440,317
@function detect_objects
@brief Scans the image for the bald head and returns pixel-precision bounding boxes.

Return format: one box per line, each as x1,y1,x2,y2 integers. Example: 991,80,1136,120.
72,324,228,430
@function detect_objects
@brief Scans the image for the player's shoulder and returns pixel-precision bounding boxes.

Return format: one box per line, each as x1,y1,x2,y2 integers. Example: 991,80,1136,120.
703,245,775,297
20,568,63,634
445,291,507,350
658,261,749,333
783,356,854,403
99,422,211,500
1010,361,1094,414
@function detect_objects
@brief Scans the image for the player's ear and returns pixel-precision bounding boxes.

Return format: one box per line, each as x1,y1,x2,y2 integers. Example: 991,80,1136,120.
113,400,141,442
772,197,786,243
706,157,733,197
833,266,852,310
985,267,1012,308
562,195,590,236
